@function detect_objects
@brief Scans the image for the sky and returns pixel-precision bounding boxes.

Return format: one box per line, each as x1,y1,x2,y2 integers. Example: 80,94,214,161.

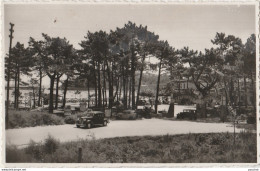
4,4,256,87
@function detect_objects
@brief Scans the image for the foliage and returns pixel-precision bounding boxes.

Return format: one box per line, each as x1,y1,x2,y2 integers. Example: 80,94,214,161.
139,90,154,98
6,20,256,118
29,34,77,113
8,110,64,129
43,135,60,154
64,115,77,124
6,132,256,163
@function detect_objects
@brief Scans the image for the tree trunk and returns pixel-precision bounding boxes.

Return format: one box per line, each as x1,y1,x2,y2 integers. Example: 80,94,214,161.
131,50,136,110
49,75,55,113
136,54,146,108
109,85,113,108
93,63,97,107
14,65,17,109
202,100,207,118
33,87,36,109
119,75,122,101
97,62,102,108
104,60,113,109
128,77,131,108
102,66,107,107
16,66,20,109
55,75,60,109
38,69,42,107
114,76,120,102
111,62,115,107
223,78,229,120
107,63,113,109
250,71,256,111
243,75,247,108
102,73,105,108
62,76,69,108
116,77,119,101
187,77,189,89
237,76,241,113
155,59,162,114
123,66,127,109
86,77,90,108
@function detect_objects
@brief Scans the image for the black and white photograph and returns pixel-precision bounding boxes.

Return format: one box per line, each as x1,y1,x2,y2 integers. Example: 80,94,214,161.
1,1,259,166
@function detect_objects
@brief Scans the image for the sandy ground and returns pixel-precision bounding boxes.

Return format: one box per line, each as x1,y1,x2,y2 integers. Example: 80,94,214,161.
6,118,243,147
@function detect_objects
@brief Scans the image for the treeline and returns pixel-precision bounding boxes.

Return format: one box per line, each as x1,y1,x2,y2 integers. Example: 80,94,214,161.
5,21,256,116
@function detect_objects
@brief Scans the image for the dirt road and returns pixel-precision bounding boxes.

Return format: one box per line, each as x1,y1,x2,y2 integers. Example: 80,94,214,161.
6,119,242,147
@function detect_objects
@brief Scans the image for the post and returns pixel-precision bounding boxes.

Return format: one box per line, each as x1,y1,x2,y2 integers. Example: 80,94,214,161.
78,147,82,163
6,23,14,129
233,106,236,146
233,116,235,145
155,59,162,114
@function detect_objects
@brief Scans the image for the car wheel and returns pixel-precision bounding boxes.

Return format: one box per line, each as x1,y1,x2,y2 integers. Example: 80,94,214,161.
103,121,107,126
76,125,80,128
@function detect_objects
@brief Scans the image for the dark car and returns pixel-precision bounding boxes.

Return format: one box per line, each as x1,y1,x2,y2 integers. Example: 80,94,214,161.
177,109,197,120
76,111,109,129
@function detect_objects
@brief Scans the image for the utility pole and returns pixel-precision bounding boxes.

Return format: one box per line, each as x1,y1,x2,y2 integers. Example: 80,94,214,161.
6,23,14,129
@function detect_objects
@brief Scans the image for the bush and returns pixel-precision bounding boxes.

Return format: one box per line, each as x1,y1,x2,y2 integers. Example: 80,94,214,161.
25,140,42,160
64,115,77,124
247,116,256,124
44,135,60,154
6,145,29,163
6,132,257,163
210,134,226,145
8,110,64,129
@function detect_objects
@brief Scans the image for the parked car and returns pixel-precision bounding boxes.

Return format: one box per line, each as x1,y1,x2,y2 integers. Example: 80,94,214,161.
76,111,109,129
116,110,137,120
177,109,197,120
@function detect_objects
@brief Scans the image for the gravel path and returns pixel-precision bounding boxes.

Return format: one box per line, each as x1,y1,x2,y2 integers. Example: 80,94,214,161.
6,118,242,147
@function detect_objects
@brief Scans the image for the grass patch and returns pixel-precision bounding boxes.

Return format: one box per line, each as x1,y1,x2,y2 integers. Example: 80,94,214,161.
8,110,64,129
6,132,257,163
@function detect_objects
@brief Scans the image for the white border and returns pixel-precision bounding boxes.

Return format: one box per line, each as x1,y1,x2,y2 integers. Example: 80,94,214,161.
0,0,259,168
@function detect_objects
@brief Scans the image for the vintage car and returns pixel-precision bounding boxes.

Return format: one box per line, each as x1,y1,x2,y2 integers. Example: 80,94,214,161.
116,110,137,120
177,109,197,120
76,111,109,129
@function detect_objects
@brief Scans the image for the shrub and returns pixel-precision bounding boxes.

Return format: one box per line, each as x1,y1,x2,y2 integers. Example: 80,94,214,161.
210,134,226,145
180,142,195,159
25,140,43,160
64,115,77,124
8,110,64,129
6,145,25,163
44,135,60,154
5,133,257,163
